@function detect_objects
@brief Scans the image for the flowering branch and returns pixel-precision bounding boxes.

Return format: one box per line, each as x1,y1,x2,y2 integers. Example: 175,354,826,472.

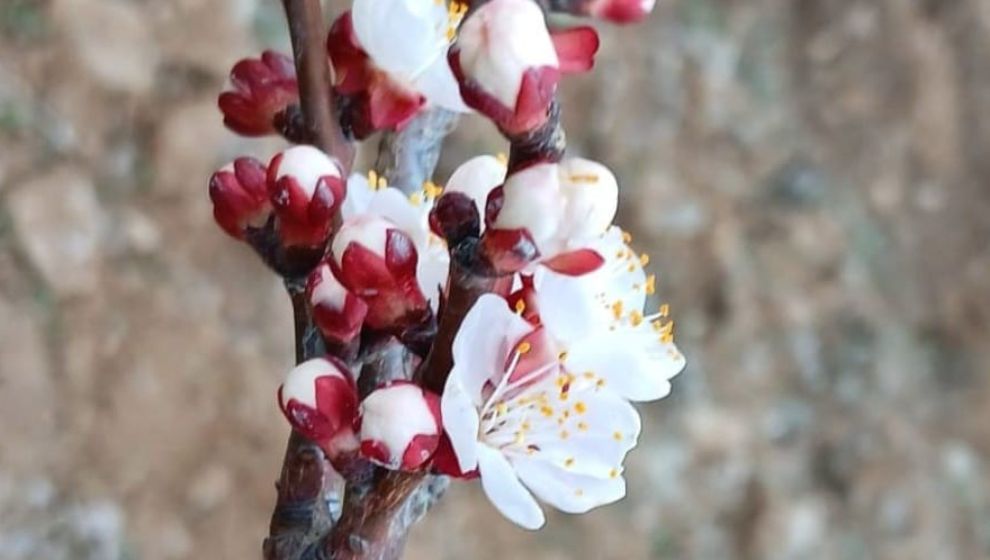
209,0,683,558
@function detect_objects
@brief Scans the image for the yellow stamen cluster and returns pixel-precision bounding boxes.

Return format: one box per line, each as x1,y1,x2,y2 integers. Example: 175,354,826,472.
446,1,468,41
367,170,388,191
422,180,444,199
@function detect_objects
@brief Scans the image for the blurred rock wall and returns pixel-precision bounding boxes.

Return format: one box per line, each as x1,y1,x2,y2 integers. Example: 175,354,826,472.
0,0,988,559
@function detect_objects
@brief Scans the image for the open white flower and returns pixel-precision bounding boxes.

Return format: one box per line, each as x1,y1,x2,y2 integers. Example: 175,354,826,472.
441,295,642,529
343,172,450,311
534,227,687,401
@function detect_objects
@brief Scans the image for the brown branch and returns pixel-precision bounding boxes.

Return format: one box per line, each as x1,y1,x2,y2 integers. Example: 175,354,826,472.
265,282,337,560
417,247,513,393
282,0,355,170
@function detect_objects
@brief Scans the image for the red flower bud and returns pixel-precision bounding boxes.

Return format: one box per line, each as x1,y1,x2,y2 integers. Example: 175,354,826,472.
306,261,369,347
218,50,299,137
278,357,359,448
208,157,271,240
267,146,346,248
330,215,429,331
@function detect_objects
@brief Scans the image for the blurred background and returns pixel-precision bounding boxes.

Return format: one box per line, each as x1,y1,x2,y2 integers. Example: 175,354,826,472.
2,0,989,558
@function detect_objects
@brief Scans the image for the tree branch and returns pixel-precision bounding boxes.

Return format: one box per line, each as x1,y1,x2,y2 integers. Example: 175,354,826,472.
282,0,355,169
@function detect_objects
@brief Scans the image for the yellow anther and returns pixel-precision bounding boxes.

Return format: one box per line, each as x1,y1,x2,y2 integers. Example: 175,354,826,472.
611,300,624,320
640,253,651,266
568,173,599,184
514,299,526,314
622,230,632,243
645,275,657,295
560,430,570,440
377,176,388,189
596,378,607,388
613,431,623,441
423,181,443,199
659,303,670,317
583,371,595,380
409,192,423,206
540,405,554,417
495,402,508,416
517,341,532,354
609,468,619,479
574,401,587,415
558,350,568,361
367,170,378,189
564,457,575,468
630,310,644,327
577,421,589,431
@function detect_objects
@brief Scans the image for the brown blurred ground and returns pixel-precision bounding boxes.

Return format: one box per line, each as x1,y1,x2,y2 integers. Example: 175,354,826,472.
2,0,989,558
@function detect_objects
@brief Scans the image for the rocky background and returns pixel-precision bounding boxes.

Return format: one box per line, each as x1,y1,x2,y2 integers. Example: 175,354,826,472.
2,0,989,558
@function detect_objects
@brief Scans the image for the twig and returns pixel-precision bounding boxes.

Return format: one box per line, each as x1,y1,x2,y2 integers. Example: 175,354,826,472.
282,0,355,169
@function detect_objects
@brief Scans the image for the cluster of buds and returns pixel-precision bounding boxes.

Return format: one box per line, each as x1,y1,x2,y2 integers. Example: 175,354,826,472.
278,360,443,472
209,145,344,250
210,0,677,536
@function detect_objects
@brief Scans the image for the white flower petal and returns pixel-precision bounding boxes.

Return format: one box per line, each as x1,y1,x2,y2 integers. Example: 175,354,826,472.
450,294,532,399
440,378,481,472
513,457,626,514
352,0,449,80
366,188,429,247
343,174,376,218
564,330,680,402
519,383,641,477
477,444,545,529
445,155,507,226
417,240,450,312
415,51,471,113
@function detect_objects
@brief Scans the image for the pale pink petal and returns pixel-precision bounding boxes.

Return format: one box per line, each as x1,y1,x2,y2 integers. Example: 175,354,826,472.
450,294,532,399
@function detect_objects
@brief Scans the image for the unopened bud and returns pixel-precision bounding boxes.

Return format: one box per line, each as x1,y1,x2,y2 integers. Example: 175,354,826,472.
218,51,299,137
307,262,369,347
278,357,359,446
209,157,271,240
267,146,346,248
358,382,441,470
331,215,429,330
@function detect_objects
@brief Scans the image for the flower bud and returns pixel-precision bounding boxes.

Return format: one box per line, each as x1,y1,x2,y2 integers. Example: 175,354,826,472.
327,12,426,138
218,51,299,137
483,159,616,275
306,262,369,347
209,157,272,240
430,155,506,243
331,215,429,330
450,0,599,134
450,0,559,134
278,357,359,445
587,0,656,23
558,157,619,239
267,146,346,248
358,382,441,470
